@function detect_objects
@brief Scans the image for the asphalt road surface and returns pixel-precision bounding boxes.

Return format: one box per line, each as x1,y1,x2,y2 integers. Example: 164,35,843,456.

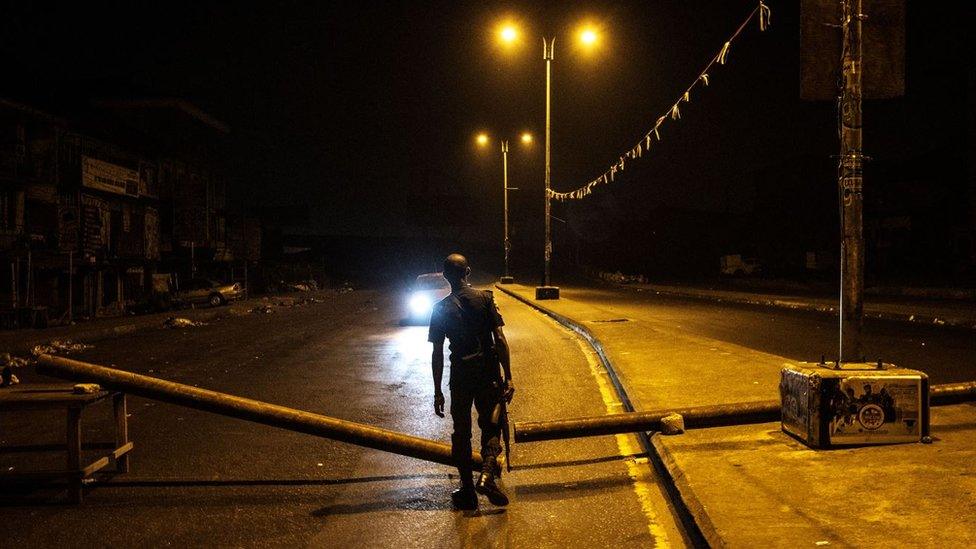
4,284,971,547
557,285,976,384
1,288,686,548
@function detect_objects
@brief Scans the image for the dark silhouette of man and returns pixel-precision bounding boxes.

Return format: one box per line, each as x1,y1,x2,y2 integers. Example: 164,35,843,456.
429,254,514,510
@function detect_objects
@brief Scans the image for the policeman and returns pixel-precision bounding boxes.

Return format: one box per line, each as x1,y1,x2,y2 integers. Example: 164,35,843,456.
429,254,514,510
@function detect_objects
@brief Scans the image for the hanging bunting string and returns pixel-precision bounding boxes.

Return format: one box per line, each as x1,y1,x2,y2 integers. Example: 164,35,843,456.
549,1,771,202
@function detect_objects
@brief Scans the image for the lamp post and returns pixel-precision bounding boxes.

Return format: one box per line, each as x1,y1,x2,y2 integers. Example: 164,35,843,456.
501,140,514,283
478,132,531,284
495,22,599,300
537,37,558,299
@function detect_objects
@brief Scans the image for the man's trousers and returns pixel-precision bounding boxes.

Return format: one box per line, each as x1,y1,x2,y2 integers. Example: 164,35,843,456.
450,379,502,485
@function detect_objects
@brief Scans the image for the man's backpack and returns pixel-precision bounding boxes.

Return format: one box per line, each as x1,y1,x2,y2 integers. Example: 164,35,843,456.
449,291,500,375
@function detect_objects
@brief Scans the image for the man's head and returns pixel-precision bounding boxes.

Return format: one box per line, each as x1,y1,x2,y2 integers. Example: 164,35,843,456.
442,253,471,287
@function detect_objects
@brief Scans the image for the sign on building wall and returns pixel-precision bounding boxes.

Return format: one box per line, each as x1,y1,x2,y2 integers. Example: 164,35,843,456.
81,194,110,255
82,155,140,196
144,207,160,261
58,204,80,252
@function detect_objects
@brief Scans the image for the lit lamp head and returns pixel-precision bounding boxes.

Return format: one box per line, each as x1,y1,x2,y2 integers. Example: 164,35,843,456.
499,25,518,44
520,132,533,145
579,27,599,47
476,132,490,147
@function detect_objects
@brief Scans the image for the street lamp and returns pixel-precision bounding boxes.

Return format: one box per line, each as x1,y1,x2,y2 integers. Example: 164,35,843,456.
490,19,600,297
536,27,600,300
477,131,533,284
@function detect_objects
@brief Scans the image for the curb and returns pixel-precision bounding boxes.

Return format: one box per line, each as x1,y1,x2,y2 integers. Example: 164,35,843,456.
0,293,331,356
495,284,712,547
619,284,976,331
650,433,724,548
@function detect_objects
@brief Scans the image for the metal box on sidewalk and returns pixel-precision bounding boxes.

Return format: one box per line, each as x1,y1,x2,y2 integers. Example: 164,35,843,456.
780,363,929,448
535,286,560,300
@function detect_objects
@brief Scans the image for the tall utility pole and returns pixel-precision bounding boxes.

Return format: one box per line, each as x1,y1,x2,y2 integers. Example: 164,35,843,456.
838,0,864,363
536,37,560,299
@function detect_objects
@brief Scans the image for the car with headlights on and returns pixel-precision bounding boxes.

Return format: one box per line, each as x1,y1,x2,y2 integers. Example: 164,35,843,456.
404,272,451,324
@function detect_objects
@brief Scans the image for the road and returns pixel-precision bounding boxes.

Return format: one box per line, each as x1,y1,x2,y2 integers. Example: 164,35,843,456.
555,285,976,384
1,288,686,548
4,283,972,547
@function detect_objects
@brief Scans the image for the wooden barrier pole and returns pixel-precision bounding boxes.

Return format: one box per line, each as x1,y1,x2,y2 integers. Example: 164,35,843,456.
37,355,481,468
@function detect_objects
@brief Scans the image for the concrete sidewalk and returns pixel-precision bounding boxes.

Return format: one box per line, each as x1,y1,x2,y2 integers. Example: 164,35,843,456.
497,283,976,548
615,282,976,330
0,290,342,357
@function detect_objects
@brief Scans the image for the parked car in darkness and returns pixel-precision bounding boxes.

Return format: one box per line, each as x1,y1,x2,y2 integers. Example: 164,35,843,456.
720,254,762,277
402,272,451,325
176,278,244,307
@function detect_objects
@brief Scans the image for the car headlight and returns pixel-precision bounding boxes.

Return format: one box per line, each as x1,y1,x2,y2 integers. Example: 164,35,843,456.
409,293,432,316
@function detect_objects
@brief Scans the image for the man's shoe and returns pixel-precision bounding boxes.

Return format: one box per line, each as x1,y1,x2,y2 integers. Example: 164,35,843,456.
451,487,478,511
475,471,509,506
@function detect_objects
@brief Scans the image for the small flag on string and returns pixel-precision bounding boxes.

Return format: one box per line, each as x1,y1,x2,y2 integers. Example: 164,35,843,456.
718,41,731,65
759,1,771,31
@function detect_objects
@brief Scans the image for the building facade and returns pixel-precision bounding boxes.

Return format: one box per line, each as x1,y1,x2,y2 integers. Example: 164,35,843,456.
1,97,258,328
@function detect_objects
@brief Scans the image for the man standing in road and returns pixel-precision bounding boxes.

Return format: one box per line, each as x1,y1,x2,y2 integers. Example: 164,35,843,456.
429,253,515,510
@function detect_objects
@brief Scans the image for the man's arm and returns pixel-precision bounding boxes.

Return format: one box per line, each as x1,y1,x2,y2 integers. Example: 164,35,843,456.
493,326,514,402
493,327,511,381
431,339,445,417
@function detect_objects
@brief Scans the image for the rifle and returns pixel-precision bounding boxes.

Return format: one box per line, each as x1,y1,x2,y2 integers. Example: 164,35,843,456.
491,381,513,473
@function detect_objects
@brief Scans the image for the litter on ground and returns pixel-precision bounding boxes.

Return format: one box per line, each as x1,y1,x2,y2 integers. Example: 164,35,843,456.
31,339,94,357
164,317,208,329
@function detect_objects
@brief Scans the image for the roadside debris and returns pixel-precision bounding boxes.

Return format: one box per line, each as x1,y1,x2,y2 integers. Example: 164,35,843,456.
1,353,26,387
257,296,325,310
4,342,92,387
164,317,207,329
2,354,29,369
73,383,102,394
285,279,319,292
598,271,647,285
250,304,275,315
31,339,94,357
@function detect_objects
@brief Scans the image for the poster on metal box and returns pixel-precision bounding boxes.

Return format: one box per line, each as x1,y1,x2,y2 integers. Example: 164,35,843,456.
826,376,921,444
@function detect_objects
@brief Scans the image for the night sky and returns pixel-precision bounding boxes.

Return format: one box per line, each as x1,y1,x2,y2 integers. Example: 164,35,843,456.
3,1,974,270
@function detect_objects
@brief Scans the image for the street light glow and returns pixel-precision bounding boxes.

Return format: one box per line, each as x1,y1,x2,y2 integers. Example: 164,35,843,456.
500,25,518,43
579,28,598,47
476,133,490,146
521,132,533,144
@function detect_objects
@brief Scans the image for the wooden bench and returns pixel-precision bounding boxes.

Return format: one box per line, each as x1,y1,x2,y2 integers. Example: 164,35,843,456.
0,383,132,503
